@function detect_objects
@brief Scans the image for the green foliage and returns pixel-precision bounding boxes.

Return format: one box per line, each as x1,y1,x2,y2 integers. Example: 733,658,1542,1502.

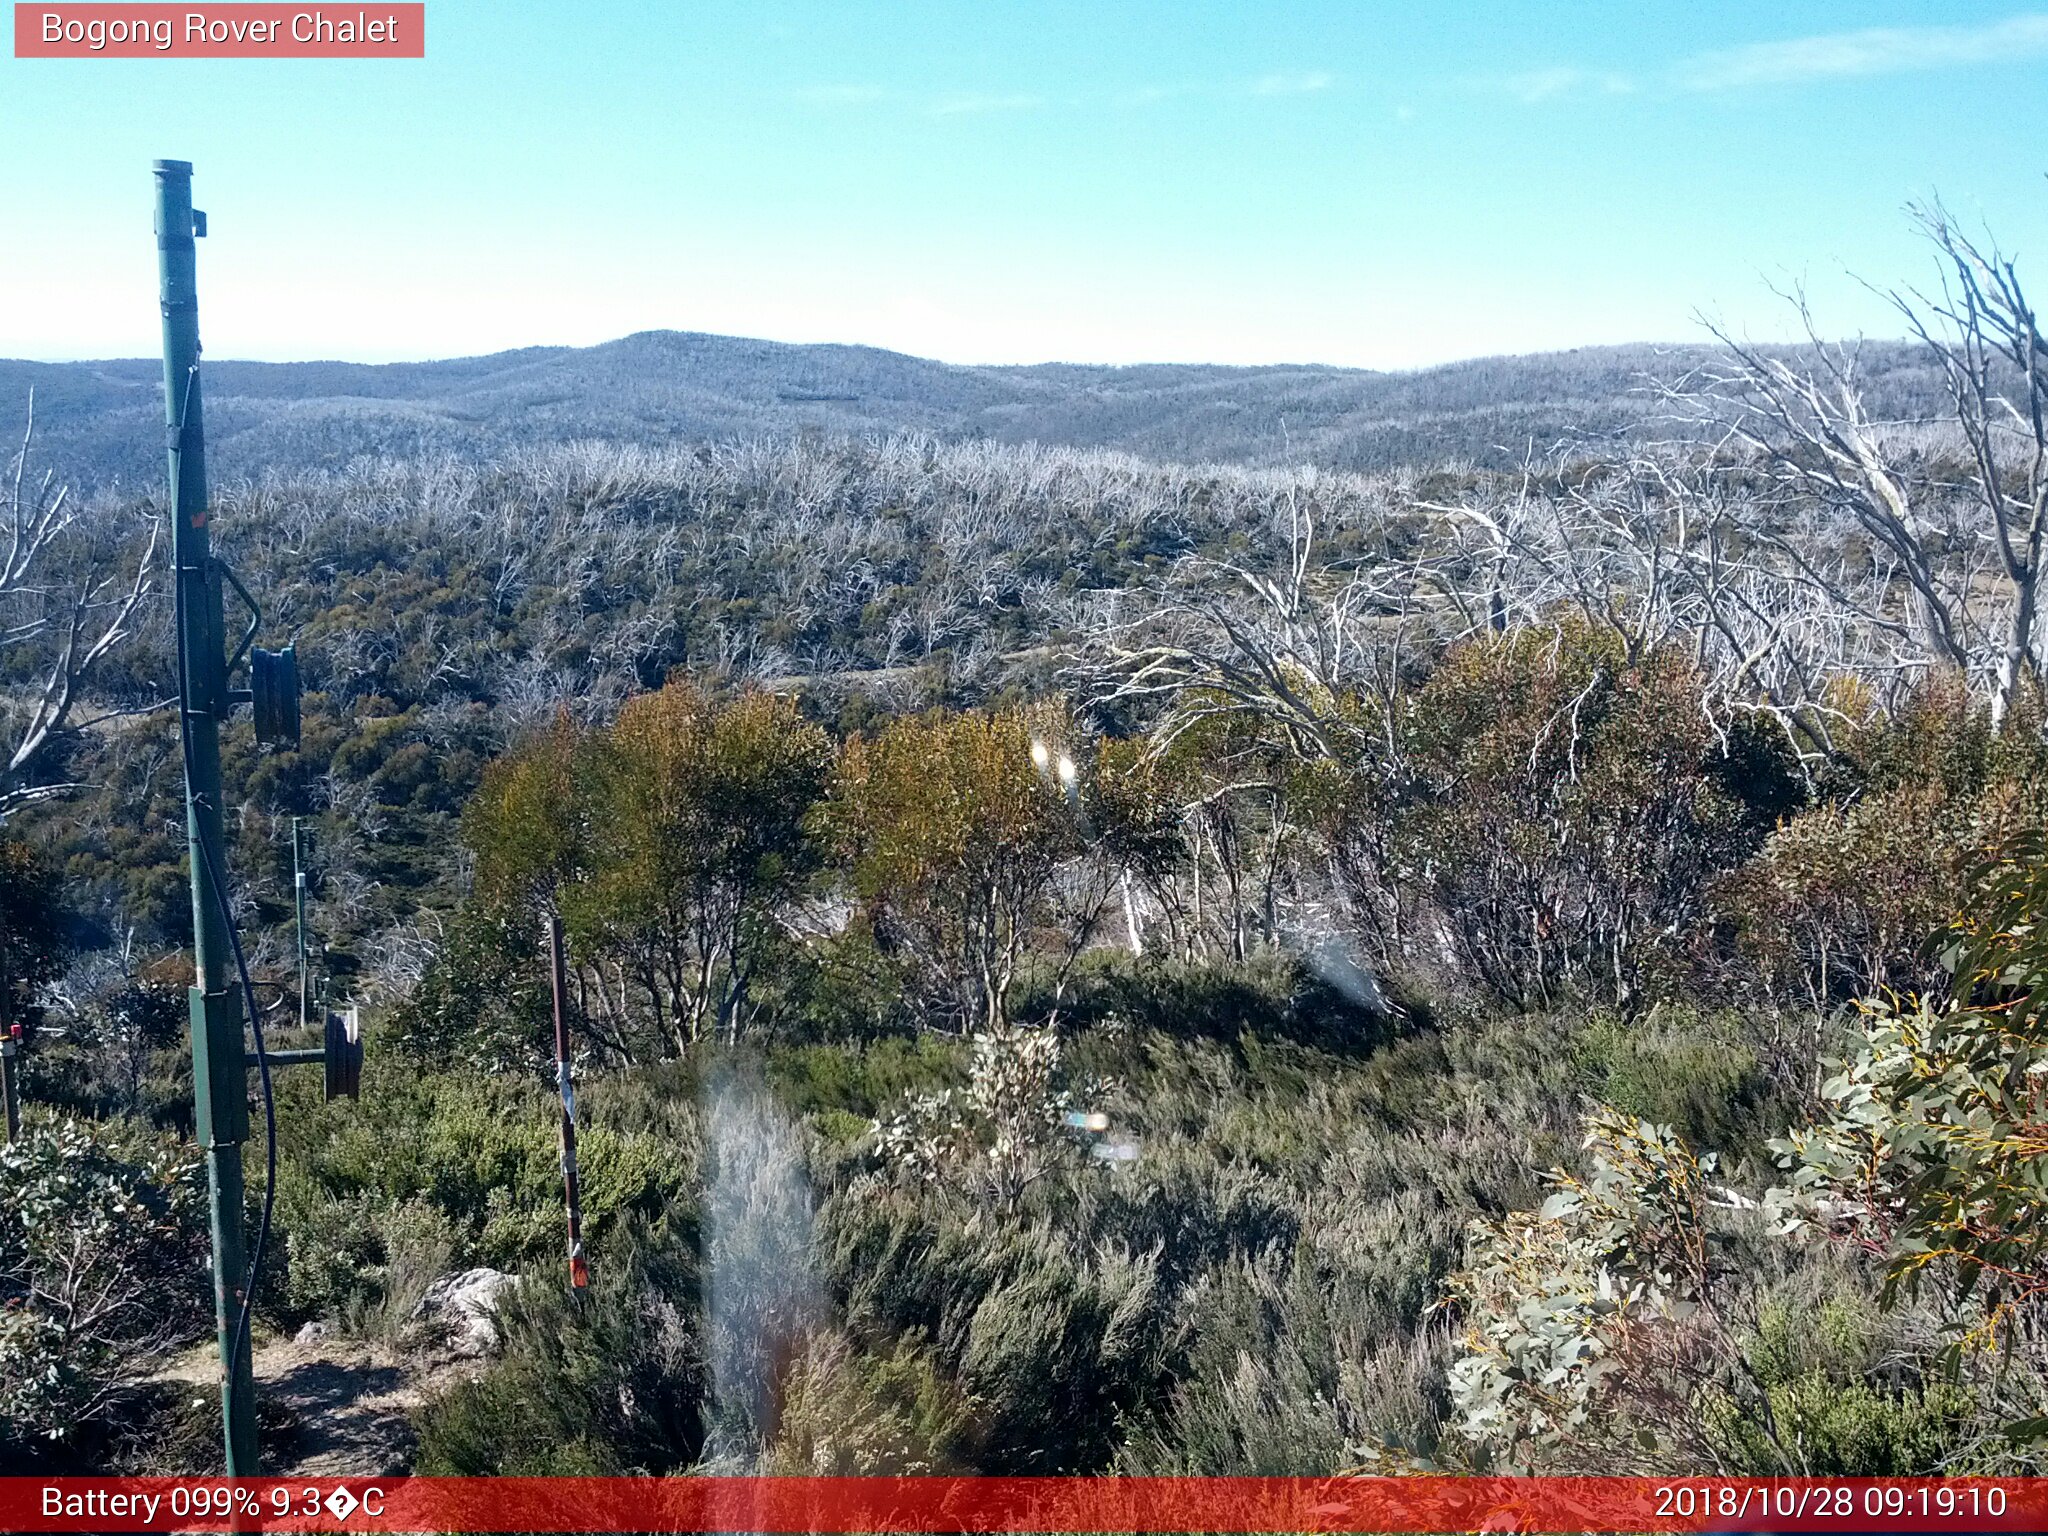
869,1023,1106,1211
276,1193,461,1339
832,704,1082,1032
1141,699,1321,966
1443,1108,1723,1471
17,958,189,1125
1766,836,2048,1353
0,1115,204,1459
271,1053,697,1324
766,1329,977,1473
465,712,586,917
1447,987,2040,1478
1715,1370,1975,1475
1025,948,1395,1058
384,904,548,1071
1400,620,1792,1010
1705,1300,1976,1475
821,1193,1172,1473
757,925,914,1043
579,681,833,1046
22,347,2048,1490
1572,1006,1781,1155
17,435,2044,1482
765,1034,964,1118
454,681,834,1058
1122,1239,1452,1474
0,831,68,1036
1724,677,2048,1004
1086,735,1190,898
802,1014,1601,1478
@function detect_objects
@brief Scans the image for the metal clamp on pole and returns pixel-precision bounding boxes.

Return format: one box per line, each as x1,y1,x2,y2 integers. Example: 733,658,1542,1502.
216,557,302,746
242,1007,362,1101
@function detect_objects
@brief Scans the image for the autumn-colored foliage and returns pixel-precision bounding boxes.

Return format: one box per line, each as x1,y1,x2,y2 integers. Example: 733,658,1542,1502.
831,705,1084,1033
458,682,833,1054
1400,619,1794,1009
1722,675,2048,1006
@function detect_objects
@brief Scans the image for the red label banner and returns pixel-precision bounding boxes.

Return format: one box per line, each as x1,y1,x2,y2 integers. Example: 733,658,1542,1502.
13,4,424,57
1,1475,2043,1533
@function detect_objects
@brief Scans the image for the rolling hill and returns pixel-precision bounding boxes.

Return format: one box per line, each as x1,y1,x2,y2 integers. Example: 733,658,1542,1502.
0,329,1943,488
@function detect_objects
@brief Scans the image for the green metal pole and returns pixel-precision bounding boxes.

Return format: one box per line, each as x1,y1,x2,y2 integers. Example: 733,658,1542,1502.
2,947,20,1141
293,817,309,1032
1,1037,19,1143
157,158,259,1476
1,968,18,1142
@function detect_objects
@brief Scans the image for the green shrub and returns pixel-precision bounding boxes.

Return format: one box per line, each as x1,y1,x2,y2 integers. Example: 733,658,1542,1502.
1123,1241,1451,1474
0,832,68,1037
1022,948,1395,1058
1443,1107,1735,1472
0,1114,205,1463
384,908,548,1072
1572,1007,1781,1156
1722,677,2048,1006
765,1034,963,1118
1706,1301,1976,1475
830,704,1088,1033
1766,835,2048,1371
760,927,915,1042
413,1222,707,1474
1713,1371,1975,1475
275,1185,383,1318
276,1190,460,1340
271,1051,697,1323
820,1194,1171,1472
1400,619,1796,1011
766,1329,977,1473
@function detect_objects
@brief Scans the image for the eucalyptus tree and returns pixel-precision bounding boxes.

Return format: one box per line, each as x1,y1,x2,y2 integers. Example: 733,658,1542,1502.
831,704,1092,1034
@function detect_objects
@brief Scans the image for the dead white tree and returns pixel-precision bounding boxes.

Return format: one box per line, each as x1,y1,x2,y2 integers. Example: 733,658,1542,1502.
1,395,162,815
1424,451,1927,763
1681,310,1969,680
1895,200,2048,726
1083,487,1423,762
1073,487,1427,958
1672,205,2047,727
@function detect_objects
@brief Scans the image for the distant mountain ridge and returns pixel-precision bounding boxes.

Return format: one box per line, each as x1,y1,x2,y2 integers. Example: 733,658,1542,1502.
0,329,1942,487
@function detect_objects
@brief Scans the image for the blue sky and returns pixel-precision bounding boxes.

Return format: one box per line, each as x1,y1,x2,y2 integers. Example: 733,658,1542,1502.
4,2,2047,368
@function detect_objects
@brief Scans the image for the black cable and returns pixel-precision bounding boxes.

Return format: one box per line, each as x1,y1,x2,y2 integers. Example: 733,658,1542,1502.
168,359,278,1399
195,830,277,1393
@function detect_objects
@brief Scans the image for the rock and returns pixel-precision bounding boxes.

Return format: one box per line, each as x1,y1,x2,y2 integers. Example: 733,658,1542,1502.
294,1320,331,1345
414,1267,518,1355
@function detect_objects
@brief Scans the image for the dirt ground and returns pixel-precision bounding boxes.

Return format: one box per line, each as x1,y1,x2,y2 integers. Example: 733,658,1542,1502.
150,1331,475,1475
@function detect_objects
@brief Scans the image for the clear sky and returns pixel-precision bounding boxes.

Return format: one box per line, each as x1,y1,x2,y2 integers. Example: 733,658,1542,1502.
4,1,2047,369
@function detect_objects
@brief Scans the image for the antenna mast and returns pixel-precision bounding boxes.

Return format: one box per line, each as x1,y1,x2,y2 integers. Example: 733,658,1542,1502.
156,157,260,1475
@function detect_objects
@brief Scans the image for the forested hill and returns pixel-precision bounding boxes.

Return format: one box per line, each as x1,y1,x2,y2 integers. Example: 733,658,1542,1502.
0,329,1940,486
